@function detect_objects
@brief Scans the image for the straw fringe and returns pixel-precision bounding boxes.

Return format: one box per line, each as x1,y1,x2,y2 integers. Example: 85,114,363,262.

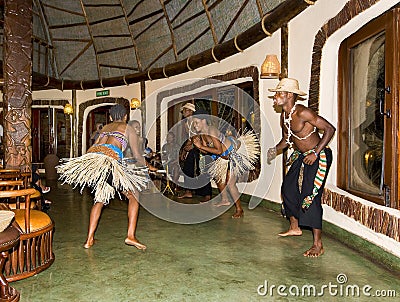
57,153,148,205
207,130,260,183
207,157,229,184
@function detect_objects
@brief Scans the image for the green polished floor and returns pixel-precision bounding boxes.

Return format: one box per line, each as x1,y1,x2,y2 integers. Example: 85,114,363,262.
13,181,400,302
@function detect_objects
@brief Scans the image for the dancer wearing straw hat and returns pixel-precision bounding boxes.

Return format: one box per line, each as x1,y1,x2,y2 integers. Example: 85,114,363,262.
267,78,335,257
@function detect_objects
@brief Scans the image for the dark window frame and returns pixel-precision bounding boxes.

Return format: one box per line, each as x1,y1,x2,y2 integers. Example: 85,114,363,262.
338,9,400,208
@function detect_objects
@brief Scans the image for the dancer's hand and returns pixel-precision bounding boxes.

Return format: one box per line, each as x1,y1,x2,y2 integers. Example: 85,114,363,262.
302,196,313,211
192,136,202,149
267,147,276,164
303,153,317,165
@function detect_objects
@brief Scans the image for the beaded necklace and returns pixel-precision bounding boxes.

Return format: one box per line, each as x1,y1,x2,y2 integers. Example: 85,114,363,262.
283,104,316,148
283,104,297,148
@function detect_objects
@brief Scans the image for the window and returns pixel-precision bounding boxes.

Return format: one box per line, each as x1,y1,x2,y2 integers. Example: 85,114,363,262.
338,9,399,208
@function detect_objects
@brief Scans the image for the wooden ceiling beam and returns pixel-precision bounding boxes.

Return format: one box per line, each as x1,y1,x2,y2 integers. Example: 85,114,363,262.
88,14,125,26
59,41,92,76
218,0,250,44
127,0,145,19
202,0,218,45
120,0,142,71
173,10,204,31
170,0,192,24
42,3,84,16
97,44,134,55
128,9,163,26
79,0,102,81
31,0,318,90
145,44,173,70
35,0,59,77
49,22,86,29
52,38,91,42
93,34,130,38
208,0,224,11
134,15,163,40
99,64,138,71
177,27,209,56
255,0,264,17
32,36,54,48
160,0,178,60
84,3,121,7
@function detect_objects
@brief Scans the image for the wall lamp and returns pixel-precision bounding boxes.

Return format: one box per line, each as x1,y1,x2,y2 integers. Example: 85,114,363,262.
260,54,281,79
130,98,141,110
63,103,73,115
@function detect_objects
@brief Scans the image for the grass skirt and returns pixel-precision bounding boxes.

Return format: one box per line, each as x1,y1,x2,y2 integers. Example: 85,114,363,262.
207,130,260,184
57,153,148,205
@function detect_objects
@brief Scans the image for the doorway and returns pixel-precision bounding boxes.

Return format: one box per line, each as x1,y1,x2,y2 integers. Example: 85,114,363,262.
32,107,71,162
86,106,112,150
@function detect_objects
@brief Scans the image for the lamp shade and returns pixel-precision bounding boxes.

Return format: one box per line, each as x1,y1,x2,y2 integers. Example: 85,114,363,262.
63,103,73,115
130,98,141,109
260,54,280,79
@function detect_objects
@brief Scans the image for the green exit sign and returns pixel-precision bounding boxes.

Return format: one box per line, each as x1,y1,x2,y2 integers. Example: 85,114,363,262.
96,90,110,97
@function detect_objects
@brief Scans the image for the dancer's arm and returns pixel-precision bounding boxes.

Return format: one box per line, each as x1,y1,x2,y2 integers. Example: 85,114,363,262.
192,128,224,155
267,113,289,162
126,125,146,167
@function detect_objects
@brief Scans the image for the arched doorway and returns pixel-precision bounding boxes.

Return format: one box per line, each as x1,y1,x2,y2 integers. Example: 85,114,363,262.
85,105,112,150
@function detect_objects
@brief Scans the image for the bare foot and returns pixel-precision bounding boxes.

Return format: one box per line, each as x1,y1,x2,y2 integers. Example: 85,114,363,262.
83,239,96,249
178,192,192,199
232,209,244,218
199,195,211,203
278,229,302,237
125,238,147,250
303,245,324,257
213,200,230,207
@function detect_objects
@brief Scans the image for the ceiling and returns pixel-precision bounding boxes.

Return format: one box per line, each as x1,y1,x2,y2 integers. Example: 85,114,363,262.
0,0,311,90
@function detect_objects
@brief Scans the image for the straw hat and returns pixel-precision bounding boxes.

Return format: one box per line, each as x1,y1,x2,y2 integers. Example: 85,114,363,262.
268,78,307,96
180,103,196,112
0,210,15,232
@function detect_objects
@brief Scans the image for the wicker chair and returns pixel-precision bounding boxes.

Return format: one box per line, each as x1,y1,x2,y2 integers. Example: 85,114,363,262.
0,188,54,282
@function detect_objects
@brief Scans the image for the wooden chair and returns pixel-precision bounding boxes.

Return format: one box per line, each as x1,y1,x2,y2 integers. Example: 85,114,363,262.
0,180,41,210
0,170,21,182
0,220,20,302
0,189,54,282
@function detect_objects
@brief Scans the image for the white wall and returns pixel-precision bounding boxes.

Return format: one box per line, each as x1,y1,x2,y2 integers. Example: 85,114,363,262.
13,0,400,257
142,0,400,257
143,0,350,203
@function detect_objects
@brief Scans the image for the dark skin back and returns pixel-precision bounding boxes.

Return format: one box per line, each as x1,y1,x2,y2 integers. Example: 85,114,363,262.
92,115,145,166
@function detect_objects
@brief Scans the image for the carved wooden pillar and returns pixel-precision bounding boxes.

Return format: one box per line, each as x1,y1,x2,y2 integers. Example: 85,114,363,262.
3,0,33,171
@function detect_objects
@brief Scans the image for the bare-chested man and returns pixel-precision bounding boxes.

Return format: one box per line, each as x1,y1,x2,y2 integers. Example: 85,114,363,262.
267,78,335,258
